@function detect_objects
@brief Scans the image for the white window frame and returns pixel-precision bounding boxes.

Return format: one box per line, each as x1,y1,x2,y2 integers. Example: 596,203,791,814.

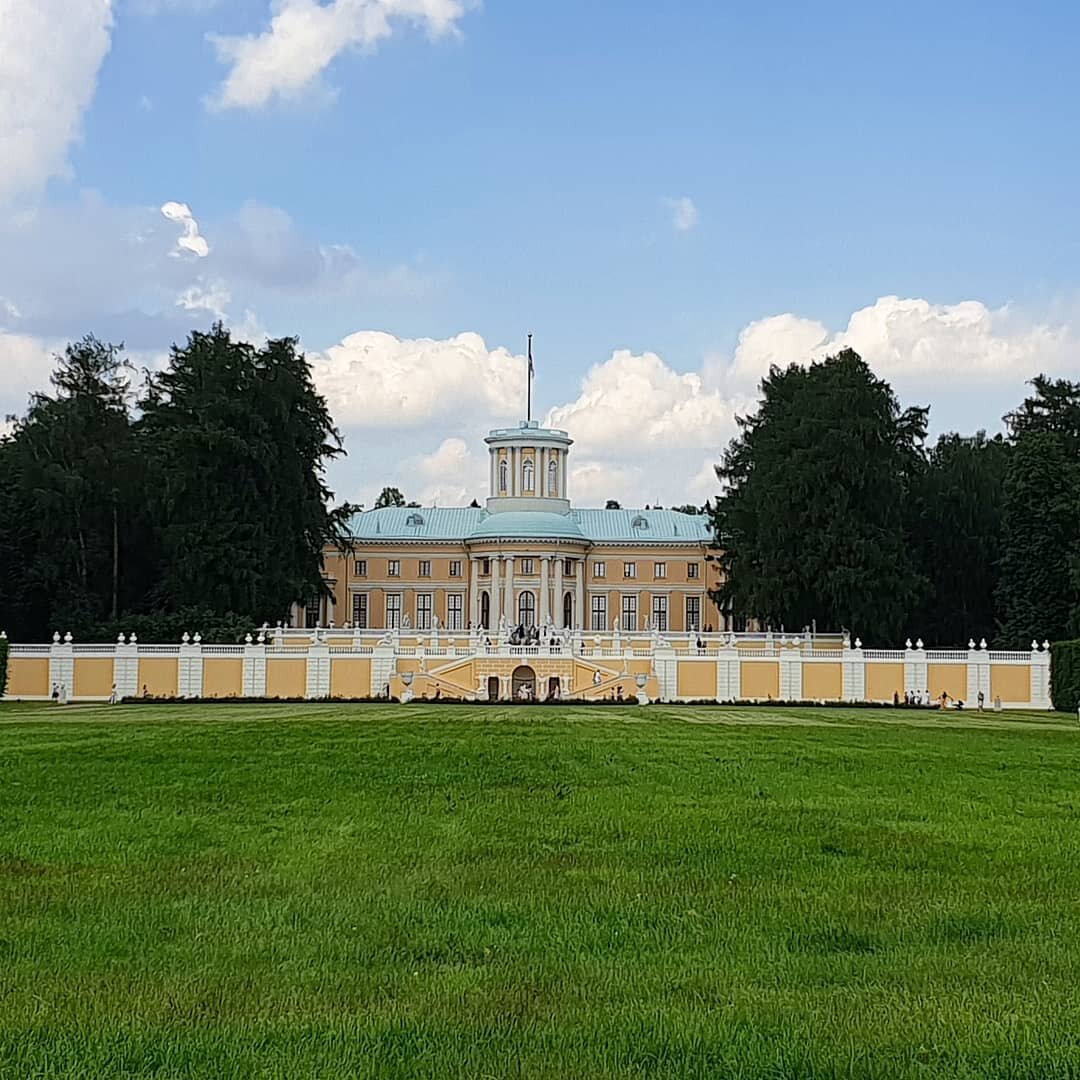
548,458,558,495
651,594,668,632
593,561,606,579
388,560,401,577
521,558,535,575
685,595,701,632
416,592,433,630
352,592,369,629
621,594,637,631
624,562,637,579
518,590,536,627
385,593,402,629
523,459,535,492
499,460,508,492
418,560,431,578
447,593,464,630
355,559,367,577
449,560,462,577
687,562,700,580
591,594,607,631
654,562,667,579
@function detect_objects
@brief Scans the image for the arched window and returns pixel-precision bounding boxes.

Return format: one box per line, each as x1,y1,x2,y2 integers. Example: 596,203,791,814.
523,458,534,492
518,591,536,627
562,591,573,630
480,591,491,629
548,458,558,496
499,460,508,493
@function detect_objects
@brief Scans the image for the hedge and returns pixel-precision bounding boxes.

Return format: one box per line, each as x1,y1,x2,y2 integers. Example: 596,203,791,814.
1050,639,1080,713
0,637,7,698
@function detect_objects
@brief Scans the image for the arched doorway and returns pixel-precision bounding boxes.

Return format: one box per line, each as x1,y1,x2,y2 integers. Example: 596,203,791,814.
512,665,536,701
518,591,536,628
480,590,490,629
563,591,573,630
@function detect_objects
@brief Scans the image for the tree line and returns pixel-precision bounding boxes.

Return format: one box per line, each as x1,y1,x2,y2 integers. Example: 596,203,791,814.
0,326,352,642
709,349,1080,648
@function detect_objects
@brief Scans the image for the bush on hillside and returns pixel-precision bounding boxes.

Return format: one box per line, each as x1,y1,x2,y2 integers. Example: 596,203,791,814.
81,607,256,645
1051,639,1080,712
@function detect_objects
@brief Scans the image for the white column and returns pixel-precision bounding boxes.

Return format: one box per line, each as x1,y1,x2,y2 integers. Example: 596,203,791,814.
575,569,584,631
504,555,516,623
540,555,551,625
554,553,564,627
539,447,546,494
491,556,501,627
469,557,480,627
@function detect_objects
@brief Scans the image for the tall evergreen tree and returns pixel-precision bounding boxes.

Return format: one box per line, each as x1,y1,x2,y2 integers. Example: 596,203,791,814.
996,376,1080,646
374,486,407,508
907,432,1009,646
0,339,142,639
138,324,352,621
710,349,927,643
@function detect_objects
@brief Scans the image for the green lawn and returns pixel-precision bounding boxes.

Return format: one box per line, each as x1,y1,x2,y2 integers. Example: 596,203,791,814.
2,702,1080,1079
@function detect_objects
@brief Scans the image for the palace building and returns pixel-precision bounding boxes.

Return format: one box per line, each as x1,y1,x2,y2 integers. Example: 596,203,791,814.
302,418,727,634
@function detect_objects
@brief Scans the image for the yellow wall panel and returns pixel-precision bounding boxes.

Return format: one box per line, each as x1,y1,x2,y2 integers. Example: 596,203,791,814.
7,658,49,697
991,664,1031,704
677,660,717,699
803,662,843,701
266,659,306,699
138,659,178,698
865,663,904,703
73,658,113,699
741,661,779,700
203,658,243,698
927,663,967,702
330,658,371,698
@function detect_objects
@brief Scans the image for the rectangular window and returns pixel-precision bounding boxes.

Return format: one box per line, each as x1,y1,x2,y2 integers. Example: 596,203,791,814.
355,559,367,577
686,596,701,632
385,593,402,629
419,560,431,577
622,594,637,631
687,562,700,579
416,592,433,630
388,560,400,577
652,594,668,632
521,558,535,575
447,594,463,630
481,558,491,575
624,562,637,579
564,558,574,576
654,562,667,579
352,593,368,629
593,561,606,579
449,560,462,577
591,594,608,631
304,597,321,628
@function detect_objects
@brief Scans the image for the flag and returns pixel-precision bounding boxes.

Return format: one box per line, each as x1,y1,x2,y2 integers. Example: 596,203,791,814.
527,333,534,378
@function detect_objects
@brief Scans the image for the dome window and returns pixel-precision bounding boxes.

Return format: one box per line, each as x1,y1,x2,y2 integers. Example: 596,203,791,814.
632,514,648,529
406,513,425,527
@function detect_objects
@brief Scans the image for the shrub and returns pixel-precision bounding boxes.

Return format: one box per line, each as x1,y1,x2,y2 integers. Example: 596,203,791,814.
0,637,7,698
1050,639,1080,713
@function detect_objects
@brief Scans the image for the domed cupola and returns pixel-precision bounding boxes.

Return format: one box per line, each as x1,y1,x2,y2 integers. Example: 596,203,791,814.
485,420,573,515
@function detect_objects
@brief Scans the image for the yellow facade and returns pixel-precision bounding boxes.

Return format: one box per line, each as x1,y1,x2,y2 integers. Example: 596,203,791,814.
203,658,243,698
865,663,904,703
741,661,779,700
803,662,843,701
266,659,307,699
138,659,178,698
7,658,49,697
329,658,372,698
678,661,717,699
73,658,113,698
927,663,967,702
991,665,1031,704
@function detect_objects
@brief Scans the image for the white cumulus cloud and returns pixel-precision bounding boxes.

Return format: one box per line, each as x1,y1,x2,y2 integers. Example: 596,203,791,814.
176,279,231,319
0,0,114,203
161,201,210,257
664,196,698,233
0,329,58,420
310,330,527,428
207,0,470,111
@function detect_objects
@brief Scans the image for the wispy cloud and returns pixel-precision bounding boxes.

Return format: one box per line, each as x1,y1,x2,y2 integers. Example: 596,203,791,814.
664,195,698,233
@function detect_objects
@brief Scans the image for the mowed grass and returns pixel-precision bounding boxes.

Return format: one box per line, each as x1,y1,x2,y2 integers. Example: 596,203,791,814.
2,703,1080,1078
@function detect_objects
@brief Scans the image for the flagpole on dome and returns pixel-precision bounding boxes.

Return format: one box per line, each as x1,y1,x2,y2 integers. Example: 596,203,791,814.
527,332,534,423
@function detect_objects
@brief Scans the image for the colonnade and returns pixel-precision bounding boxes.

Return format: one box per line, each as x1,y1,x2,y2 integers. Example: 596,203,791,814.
468,553,583,629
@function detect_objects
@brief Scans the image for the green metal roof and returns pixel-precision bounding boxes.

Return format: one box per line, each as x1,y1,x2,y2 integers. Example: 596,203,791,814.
345,507,713,545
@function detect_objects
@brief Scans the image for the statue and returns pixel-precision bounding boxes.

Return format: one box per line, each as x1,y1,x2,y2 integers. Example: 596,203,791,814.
402,615,411,630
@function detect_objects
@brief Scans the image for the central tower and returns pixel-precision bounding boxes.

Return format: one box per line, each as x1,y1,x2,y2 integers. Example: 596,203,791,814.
485,420,573,514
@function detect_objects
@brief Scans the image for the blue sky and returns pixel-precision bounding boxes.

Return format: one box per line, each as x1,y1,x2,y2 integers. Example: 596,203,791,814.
2,0,1078,507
